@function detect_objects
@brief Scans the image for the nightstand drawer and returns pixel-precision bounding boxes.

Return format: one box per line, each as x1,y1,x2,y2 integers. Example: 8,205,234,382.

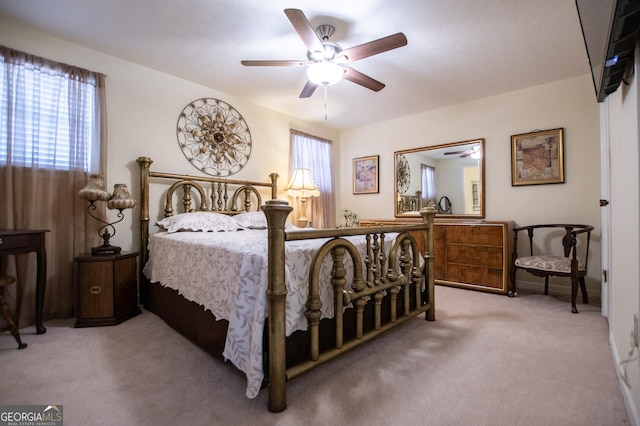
75,251,141,327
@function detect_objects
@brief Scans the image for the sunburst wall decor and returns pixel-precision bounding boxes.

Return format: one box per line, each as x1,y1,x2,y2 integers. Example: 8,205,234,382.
176,98,252,176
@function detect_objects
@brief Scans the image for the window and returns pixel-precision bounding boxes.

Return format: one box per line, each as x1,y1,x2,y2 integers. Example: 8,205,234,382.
0,46,106,328
421,164,435,206
0,46,101,172
289,129,336,228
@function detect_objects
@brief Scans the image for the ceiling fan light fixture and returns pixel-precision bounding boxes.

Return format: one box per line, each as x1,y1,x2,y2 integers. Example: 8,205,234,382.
307,62,344,86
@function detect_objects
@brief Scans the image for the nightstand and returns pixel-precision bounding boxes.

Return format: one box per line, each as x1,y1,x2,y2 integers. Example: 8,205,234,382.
75,251,141,327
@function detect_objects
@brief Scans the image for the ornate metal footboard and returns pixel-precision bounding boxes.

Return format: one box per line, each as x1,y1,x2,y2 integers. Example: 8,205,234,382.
263,200,436,412
136,156,435,412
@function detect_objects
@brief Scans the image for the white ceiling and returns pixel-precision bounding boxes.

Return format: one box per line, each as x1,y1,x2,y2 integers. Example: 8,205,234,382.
0,0,592,130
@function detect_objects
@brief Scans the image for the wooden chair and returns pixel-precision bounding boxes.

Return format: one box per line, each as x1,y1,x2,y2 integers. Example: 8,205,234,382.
0,275,27,349
509,224,594,313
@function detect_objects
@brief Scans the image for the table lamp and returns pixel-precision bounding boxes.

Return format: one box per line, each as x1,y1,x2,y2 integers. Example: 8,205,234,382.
284,168,320,227
78,174,136,255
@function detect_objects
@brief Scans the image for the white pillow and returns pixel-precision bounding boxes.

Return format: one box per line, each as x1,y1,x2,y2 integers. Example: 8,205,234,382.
234,211,268,229
156,212,240,233
234,211,295,229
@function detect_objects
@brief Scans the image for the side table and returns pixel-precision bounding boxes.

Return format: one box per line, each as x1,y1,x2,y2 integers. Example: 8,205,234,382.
0,229,49,334
75,251,141,327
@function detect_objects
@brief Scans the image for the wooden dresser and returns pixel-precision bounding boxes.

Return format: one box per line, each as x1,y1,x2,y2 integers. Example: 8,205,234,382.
359,219,513,294
435,221,513,294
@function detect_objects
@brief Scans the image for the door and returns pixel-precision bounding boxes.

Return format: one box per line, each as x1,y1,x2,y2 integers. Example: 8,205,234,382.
600,103,611,318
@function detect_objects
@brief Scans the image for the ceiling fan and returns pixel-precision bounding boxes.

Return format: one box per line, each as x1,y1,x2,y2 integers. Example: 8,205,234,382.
444,146,480,158
241,8,408,98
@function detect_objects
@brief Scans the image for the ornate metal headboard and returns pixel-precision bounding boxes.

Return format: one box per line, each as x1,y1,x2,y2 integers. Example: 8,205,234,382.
136,156,279,303
398,191,422,214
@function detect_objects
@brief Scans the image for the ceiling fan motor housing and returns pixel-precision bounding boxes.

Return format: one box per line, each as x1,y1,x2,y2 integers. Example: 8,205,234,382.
306,25,343,62
307,42,342,62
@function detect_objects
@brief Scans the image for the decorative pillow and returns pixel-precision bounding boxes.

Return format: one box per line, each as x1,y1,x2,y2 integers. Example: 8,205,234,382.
233,211,296,229
155,212,240,233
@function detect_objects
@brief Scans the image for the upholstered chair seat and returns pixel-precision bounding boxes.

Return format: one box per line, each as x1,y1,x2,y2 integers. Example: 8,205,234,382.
509,224,594,313
514,255,585,274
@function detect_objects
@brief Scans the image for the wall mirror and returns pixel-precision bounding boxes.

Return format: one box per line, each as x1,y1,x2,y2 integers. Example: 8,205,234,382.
394,138,485,219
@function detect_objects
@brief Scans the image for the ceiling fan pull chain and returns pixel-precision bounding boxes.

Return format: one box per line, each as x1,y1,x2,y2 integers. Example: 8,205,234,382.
324,84,328,120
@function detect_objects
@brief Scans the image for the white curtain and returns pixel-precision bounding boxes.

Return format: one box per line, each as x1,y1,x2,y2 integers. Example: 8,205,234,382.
288,129,336,228
0,45,107,326
421,164,436,207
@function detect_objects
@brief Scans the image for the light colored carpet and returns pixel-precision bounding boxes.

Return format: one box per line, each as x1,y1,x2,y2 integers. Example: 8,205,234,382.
0,286,629,426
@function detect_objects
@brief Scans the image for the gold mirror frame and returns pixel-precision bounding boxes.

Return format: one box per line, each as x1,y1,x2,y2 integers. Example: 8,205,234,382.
394,138,485,219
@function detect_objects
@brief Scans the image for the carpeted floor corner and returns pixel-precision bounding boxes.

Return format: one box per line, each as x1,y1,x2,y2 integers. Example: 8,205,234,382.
0,285,629,425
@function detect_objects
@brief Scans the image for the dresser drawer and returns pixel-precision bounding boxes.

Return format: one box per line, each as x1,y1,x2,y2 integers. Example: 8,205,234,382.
446,244,503,268
446,225,503,246
0,234,29,250
445,265,504,289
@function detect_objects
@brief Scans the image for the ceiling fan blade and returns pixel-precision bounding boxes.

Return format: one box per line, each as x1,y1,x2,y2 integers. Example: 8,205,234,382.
284,9,324,53
343,67,385,92
299,81,319,98
340,33,408,62
444,150,467,155
241,60,309,67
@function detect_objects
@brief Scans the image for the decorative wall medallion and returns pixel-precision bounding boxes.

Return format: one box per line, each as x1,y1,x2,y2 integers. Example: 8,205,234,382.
396,154,410,194
176,98,252,176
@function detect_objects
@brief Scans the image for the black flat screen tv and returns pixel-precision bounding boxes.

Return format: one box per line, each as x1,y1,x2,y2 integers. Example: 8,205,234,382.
575,0,640,102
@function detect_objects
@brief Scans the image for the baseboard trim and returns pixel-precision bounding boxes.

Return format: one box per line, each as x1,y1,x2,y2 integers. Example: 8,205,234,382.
610,331,640,426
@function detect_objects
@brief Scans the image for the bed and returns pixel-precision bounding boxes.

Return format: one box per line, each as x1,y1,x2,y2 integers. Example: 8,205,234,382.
136,156,436,412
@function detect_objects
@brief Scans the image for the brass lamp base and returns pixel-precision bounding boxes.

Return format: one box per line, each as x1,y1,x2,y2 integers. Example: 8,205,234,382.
91,244,122,256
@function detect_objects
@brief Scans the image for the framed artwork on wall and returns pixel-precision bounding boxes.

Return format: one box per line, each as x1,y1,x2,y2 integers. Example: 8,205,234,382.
353,155,379,194
511,128,565,186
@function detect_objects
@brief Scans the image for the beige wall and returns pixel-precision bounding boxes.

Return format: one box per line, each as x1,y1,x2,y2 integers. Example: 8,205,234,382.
338,75,602,294
0,18,339,252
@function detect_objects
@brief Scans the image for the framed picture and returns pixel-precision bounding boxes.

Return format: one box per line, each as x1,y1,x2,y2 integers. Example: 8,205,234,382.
511,128,565,186
353,155,379,194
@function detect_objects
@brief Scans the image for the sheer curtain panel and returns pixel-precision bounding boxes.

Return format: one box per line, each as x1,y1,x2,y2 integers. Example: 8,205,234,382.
0,45,107,327
289,130,336,228
421,164,436,207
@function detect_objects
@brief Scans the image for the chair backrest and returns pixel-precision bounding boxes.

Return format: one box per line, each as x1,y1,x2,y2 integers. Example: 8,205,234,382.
513,224,594,270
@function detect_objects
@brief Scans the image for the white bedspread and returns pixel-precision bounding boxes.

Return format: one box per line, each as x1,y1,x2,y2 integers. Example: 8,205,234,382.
143,229,388,398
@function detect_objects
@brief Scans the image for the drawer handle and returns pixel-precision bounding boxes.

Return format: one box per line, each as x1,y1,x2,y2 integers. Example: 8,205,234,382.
90,286,102,295
0,238,3,245
122,281,132,289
